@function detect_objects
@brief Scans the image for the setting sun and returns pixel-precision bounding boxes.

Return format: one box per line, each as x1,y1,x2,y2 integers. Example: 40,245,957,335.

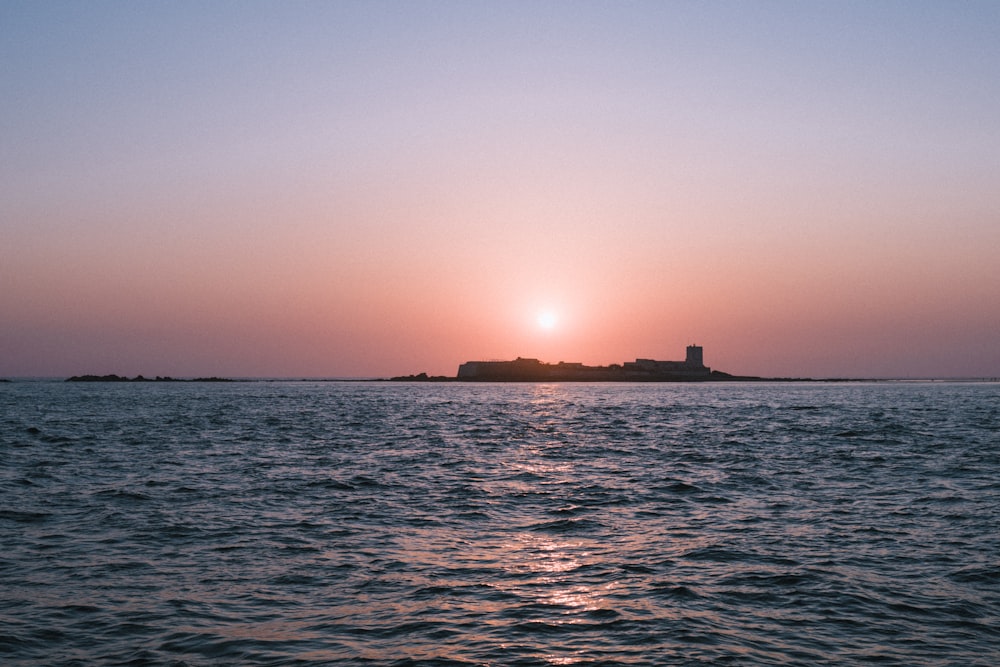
537,311,558,331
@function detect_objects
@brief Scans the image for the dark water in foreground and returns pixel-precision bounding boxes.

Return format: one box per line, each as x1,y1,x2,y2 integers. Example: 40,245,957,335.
1,381,998,666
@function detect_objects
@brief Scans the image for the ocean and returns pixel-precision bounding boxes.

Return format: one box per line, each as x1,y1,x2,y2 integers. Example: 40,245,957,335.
1,380,998,666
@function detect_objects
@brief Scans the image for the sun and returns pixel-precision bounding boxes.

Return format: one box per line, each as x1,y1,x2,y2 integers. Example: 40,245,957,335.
537,311,558,331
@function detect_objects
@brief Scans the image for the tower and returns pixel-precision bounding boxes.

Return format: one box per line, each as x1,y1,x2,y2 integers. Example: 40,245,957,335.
686,345,704,367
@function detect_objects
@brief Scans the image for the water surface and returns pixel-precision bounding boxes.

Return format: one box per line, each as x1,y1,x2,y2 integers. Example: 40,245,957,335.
2,381,998,665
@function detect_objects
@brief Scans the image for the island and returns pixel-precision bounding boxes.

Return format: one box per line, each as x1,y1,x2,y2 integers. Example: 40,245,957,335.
392,345,794,382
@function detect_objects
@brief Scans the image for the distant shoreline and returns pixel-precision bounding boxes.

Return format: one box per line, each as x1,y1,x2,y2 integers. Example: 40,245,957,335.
0,375,992,384
65,374,236,383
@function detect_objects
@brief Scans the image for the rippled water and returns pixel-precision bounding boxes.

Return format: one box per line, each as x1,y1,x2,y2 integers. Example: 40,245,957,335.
2,381,999,665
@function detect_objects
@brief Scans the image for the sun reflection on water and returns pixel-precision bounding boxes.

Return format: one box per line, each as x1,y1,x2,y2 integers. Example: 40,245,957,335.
496,533,615,617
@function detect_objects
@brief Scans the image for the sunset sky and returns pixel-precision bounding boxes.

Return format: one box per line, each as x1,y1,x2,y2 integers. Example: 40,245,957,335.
3,1,999,379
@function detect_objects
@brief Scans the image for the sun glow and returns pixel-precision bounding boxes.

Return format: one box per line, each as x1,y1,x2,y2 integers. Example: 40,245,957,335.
537,311,558,331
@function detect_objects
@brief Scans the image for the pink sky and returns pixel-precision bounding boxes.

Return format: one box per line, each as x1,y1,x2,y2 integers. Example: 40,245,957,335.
2,3,999,378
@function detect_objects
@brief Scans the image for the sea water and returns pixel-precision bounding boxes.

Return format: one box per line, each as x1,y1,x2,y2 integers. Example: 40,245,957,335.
1,380,998,665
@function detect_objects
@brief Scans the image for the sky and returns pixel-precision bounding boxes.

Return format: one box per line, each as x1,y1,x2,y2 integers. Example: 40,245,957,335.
2,1,999,379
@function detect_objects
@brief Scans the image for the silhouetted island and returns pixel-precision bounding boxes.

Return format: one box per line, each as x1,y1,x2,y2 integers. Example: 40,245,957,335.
65,375,234,383
392,345,802,382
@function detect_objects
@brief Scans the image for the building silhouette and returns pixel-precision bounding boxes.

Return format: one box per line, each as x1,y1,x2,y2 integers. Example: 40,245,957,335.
457,345,711,381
